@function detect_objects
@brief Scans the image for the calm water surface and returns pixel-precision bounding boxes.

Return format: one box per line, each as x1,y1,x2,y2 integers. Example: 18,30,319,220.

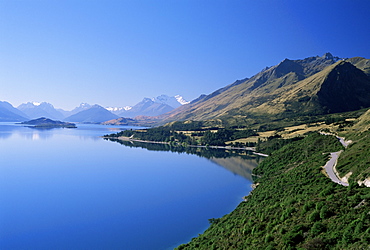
0,122,256,249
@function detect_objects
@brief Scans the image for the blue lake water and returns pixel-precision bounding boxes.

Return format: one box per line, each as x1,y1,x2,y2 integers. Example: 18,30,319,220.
0,122,257,249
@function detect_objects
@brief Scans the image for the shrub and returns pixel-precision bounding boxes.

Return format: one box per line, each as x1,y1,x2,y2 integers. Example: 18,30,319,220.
311,222,326,236
308,210,320,222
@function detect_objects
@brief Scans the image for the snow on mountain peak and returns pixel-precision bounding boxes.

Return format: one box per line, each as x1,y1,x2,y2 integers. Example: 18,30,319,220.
175,95,190,105
106,106,132,112
152,94,189,108
79,103,91,108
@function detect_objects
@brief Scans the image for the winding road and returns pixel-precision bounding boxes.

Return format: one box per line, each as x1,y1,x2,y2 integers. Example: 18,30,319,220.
323,151,349,186
320,132,350,186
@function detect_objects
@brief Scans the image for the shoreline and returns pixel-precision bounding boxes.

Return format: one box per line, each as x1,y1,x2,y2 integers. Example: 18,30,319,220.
103,136,268,156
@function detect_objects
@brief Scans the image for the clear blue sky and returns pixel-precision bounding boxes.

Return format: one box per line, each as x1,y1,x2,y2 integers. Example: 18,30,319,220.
1,0,369,110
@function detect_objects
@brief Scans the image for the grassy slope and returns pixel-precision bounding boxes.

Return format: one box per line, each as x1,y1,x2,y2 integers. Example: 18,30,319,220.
177,133,370,249
336,132,370,184
160,56,337,123
335,110,370,183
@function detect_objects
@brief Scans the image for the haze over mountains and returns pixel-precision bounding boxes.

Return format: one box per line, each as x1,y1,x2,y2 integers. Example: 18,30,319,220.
0,95,189,122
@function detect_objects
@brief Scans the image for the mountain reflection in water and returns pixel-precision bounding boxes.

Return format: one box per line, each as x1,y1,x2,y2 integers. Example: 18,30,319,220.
105,138,264,182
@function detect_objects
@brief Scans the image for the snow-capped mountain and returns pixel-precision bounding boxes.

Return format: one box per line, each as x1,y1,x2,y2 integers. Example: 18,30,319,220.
116,95,189,118
106,106,132,115
116,98,173,118
153,94,189,108
11,94,189,121
175,95,190,105
17,102,64,120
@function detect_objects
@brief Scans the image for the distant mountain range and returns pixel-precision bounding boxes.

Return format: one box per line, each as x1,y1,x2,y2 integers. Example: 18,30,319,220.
106,95,189,118
0,101,28,121
18,102,65,120
2,53,370,125
0,95,189,123
116,98,174,118
158,53,370,125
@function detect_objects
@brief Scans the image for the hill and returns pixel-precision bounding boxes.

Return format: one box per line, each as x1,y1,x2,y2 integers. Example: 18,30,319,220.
159,54,370,126
21,117,76,128
177,132,370,249
352,108,370,132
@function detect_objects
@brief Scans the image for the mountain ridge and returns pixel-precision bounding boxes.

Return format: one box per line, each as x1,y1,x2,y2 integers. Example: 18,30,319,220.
17,102,64,120
116,95,189,118
158,54,370,125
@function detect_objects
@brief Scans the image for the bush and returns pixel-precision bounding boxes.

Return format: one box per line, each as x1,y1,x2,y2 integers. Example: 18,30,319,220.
264,234,273,243
283,231,303,246
311,222,326,236
319,205,330,219
308,210,320,222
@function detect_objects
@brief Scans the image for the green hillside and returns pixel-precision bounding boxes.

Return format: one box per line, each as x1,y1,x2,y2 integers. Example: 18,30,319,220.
177,132,370,250
334,108,370,186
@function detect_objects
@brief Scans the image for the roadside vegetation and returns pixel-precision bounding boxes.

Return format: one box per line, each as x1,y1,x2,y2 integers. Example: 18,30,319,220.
335,131,370,185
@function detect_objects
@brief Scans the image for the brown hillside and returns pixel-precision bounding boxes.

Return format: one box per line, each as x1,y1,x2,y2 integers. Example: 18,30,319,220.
159,54,370,124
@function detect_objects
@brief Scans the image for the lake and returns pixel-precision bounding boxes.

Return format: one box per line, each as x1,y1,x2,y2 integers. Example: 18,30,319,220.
0,122,258,249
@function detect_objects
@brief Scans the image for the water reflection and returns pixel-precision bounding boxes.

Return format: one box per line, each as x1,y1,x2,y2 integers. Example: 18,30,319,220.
0,125,56,140
105,138,264,182
24,127,54,140
210,157,258,181
0,123,21,139
0,123,253,249
0,122,129,141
